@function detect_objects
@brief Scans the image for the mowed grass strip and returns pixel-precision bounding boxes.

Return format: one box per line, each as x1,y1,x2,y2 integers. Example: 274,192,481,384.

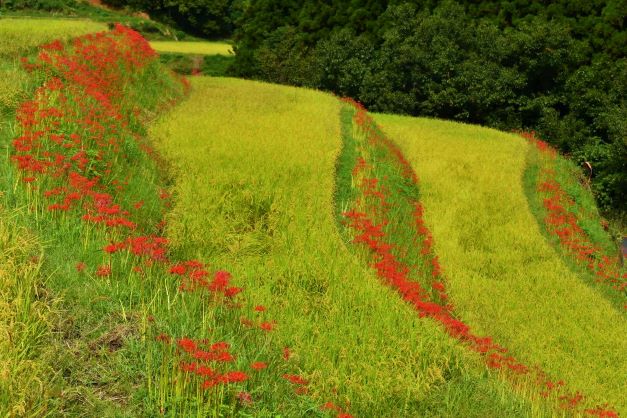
0,18,107,57
374,113,627,412
149,41,233,55
150,77,539,416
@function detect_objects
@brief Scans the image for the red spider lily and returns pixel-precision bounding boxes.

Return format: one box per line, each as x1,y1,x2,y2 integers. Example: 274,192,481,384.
251,361,267,370
220,371,248,383
259,321,276,332
96,265,111,277
282,347,291,361
254,305,266,312
321,402,342,412
209,270,231,291
282,374,308,385
224,286,243,298
76,262,86,272
177,337,197,354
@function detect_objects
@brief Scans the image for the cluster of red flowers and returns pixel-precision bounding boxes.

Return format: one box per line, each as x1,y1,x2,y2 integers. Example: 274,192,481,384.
12,25,184,281
340,98,618,417
522,131,625,298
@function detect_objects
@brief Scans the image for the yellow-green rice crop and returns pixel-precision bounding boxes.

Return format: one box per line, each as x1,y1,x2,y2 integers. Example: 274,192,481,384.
149,41,233,55
149,76,548,416
0,18,106,113
0,18,107,57
374,113,627,413
0,205,60,416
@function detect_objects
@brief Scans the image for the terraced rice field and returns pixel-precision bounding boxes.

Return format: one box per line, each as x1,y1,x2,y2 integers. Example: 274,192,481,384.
1,19,624,416
374,114,626,412
149,41,233,55
148,76,543,417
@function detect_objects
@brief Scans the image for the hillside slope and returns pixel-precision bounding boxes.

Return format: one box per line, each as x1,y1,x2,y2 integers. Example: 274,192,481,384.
148,76,541,417
374,113,626,412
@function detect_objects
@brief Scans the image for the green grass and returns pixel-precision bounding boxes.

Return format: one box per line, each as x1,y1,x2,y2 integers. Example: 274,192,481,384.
150,41,233,56
374,113,627,413
148,76,545,417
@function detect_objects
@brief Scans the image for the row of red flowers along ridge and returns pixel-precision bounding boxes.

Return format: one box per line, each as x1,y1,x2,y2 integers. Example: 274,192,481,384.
521,131,626,305
338,97,618,417
11,26,352,417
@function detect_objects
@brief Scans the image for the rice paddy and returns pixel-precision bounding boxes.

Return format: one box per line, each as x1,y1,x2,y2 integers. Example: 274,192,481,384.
148,76,541,417
0,16,624,417
149,41,233,55
0,18,107,57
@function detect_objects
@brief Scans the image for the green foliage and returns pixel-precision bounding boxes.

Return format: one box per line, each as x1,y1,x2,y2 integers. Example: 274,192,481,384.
100,0,243,38
0,0,76,12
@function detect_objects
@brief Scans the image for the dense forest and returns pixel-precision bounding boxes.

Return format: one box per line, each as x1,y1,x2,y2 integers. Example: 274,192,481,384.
4,0,624,217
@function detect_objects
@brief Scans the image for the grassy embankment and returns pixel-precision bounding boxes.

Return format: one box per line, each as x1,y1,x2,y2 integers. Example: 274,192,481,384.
149,76,546,417
0,21,190,415
374,113,626,413
0,18,107,416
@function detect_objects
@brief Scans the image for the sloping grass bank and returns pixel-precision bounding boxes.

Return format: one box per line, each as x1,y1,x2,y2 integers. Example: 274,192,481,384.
1,23,187,415
374,113,627,413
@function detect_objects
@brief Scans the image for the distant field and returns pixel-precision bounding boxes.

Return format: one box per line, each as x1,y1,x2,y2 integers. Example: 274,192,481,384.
0,18,107,57
149,77,536,417
149,41,233,55
375,113,627,412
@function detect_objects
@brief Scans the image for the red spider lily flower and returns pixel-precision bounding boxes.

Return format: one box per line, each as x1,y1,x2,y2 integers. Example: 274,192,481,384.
202,379,220,389
96,265,112,277
180,362,197,373
259,321,275,332
22,176,36,183
254,305,266,312
237,391,253,406
177,337,197,354
169,264,186,275
338,414,354,418
321,402,342,412
225,286,243,298
210,342,230,352
155,333,171,344
221,371,248,383
251,361,267,370
133,200,144,209
195,365,215,377
76,262,86,272
209,270,231,292
282,347,291,361
282,374,308,385
213,351,235,362
104,243,120,254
